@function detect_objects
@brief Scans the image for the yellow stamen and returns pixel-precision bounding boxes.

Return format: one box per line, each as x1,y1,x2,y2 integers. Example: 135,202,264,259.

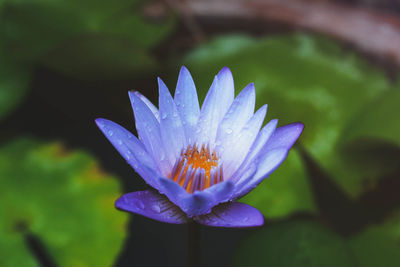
169,144,222,193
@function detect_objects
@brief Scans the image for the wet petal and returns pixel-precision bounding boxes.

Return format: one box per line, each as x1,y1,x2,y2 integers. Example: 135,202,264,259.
131,91,160,122
230,119,278,183
158,78,186,165
115,191,189,224
221,104,267,178
174,66,200,142
194,202,264,228
216,83,256,152
233,124,304,197
128,91,171,176
157,175,235,217
195,67,234,145
95,118,160,188
179,180,234,217
263,122,304,152
234,148,289,198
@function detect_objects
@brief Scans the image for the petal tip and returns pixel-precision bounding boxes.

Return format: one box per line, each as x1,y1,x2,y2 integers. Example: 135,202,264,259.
217,66,233,77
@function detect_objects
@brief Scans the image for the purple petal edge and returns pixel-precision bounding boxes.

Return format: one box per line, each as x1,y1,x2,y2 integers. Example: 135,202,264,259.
194,202,264,228
115,191,189,224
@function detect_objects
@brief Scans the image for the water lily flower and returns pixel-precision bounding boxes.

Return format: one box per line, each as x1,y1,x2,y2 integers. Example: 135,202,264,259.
96,66,303,228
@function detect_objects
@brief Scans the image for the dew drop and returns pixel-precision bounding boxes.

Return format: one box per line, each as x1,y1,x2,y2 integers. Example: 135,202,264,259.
108,130,114,136
118,139,123,145
151,204,161,213
161,113,167,119
226,128,233,134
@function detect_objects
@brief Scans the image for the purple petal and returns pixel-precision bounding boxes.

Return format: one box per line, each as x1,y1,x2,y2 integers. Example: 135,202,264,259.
231,122,303,199
179,180,235,217
132,91,160,122
234,148,289,198
174,66,200,142
115,191,189,224
194,202,264,228
155,173,235,217
263,122,304,152
158,78,186,165
128,91,171,176
230,119,278,183
155,175,190,207
221,104,267,178
195,67,234,145
216,83,256,153
95,118,160,188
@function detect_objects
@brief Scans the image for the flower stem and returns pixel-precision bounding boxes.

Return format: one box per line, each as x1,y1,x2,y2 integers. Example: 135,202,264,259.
188,221,201,267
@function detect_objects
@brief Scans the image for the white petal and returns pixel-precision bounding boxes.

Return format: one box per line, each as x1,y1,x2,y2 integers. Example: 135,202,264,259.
174,66,200,143
132,91,160,122
158,78,186,166
216,83,255,153
230,119,278,183
195,67,234,145
129,91,171,176
222,104,267,179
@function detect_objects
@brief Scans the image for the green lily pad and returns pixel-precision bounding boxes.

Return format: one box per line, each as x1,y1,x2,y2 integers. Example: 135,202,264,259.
342,88,400,147
232,220,355,267
0,138,127,267
337,89,400,184
184,34,391,197
240,150,316,218
349,213,400,267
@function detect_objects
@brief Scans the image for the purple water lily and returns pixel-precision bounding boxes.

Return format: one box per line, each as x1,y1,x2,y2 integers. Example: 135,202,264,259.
96,66,303,228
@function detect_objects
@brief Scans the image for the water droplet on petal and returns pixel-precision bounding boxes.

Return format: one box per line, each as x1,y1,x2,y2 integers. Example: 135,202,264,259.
118,139,123,145
151,204,161,213
226,128,233,134
108,130,114,136
161,113,167,119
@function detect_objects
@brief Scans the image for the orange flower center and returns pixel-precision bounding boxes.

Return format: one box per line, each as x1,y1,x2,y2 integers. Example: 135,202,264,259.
169,144,223,193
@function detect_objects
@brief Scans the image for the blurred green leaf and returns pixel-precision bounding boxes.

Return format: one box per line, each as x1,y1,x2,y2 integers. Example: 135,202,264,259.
184,34,392,197
349,213,400,267
0,43,30,121
342,89,400,147
240,150,316,218
337,89,400,183
232,220,355,267
41,34,156,80
1,0,174,79
0,138,127,267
